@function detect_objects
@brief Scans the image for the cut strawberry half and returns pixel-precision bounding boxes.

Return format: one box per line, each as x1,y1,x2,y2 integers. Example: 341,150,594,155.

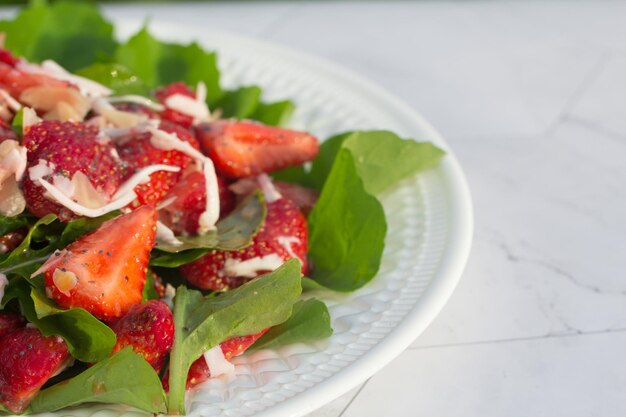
0,311,26,338
155,82,196,128
195,120,319,179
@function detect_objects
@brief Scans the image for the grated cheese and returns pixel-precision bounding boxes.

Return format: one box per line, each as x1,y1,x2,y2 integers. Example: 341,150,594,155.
92,98,147,128
106,95,165,111
222,254,284,278
113,164,181,200
203,345,235,378
18,60,112,98
156,221,183,247
257,174,282,203
277,236,300,259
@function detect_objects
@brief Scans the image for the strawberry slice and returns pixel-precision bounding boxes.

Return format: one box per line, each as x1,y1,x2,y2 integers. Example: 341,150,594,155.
0,119,17,142
0,48,18,67
110,300,174,372
117,121,199,207
22,120,122,221
158,171,235,235
195,120,319,179
0,311,26,338
155,82,196,128
0,61,69,100
42,206,157,321
0,327,70,413
180,196,308,291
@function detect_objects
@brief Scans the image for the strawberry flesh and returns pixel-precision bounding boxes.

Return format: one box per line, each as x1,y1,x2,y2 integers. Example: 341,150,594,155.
195,120,319,179
43,206,157,321
0,311,26,338
155,82,196,128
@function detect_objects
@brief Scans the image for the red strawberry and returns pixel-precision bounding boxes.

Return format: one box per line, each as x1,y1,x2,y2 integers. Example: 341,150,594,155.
0,61,69,99
274,181,318,216
22,121,122,221
180,196,307,291
0,119,17,142
42,206,157,321
195,120,319,179
0,228,26,254
155,82,195,128
0,327,70,413
158,171,235,235
0,49,18,67
117,121,199,207
110,300,174,372
0,311,25,338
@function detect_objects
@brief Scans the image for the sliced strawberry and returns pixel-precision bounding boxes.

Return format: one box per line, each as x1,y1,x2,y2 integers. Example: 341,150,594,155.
155,82,195,128
117,121,199,207
180,196,308,291
110,300,174,372
0,119,17,142
0,327,70,413
22,120,122,221
195,120,319,179
42,206,157,321
0,311,26,338
0,61,69,100
158,171,235,235
0,49,18,67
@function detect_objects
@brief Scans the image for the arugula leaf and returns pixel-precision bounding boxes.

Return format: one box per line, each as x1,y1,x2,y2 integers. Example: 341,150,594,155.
168,259,302,414
58,211,119,246
252,100,295,127
0,214,29,236
251,298,332,350
115,26,222,103
75,63,149,96
30,347,166,414
215,86,262,119
310,131,445,194
142,270,160,302
308,150,387,291
0,0,116,71
150,192,266,266
11,108,24,138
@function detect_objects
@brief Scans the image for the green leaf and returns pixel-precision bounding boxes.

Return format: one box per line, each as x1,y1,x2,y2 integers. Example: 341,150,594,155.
251,100,295,127
0,214,29,236
0,0,117,71
307,150,387,291
58,211,118,246
251,298,332,350
142,270,160,302
11,108,24,138
310,131,446,194
115,26,222,102
168,259,302,414
74,63,149,96
271,165,311,185
215,86,262,119
151,192,266,267
30,347,166,414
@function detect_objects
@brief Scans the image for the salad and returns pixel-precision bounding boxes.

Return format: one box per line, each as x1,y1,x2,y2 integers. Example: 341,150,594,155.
0,1,445,415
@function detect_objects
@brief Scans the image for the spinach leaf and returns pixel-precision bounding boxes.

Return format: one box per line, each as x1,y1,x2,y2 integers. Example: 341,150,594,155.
75,63,150,96
142,270,160,302
30,348,166,414
307,150,387,291
310,130,445,194
271,165,311,185
0,214,29,236
168,259,302,414
151,192,266,267
252,100,295,127
11,108,24,138
215,86,262,119
0,0,116,71
115,26,222,103
251,298,332,350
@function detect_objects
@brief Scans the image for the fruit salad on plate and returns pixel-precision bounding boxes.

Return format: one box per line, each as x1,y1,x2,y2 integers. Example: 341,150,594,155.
0,1,445,415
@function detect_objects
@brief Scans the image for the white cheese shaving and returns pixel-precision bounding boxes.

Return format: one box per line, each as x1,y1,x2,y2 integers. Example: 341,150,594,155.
71,171,108,209
196,82,207,103
98,119,160,143
156,221,183,247
52,175,75,198
164,94,210,123
106,95,165,111
28,159,55,182
0,272,8,303
113,164,181,200
161,284,176,310
147,127,205,160
257,174,282,203
22,107,42,131
0,88,22,112
52,268,78,297
0,244,7,255
18,60,112,97
0,140,27,182
203,345,235,378
198,157,220,234
0,176,26,216
277,236,300,259
92,98,147,128
222,254,284,278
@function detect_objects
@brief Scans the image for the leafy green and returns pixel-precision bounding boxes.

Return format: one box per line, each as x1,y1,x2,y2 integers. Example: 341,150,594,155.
310,130,446,194
75,63,149,96
168,259,302,414
0,214,29,237
142,270,160,302
215,86,262,119
251,298,332,350
252,100,296,127
115,26,222,102
11,108,24,138
151,192,266,267
308,150,387,291
0,0,117,71
30,348,166,414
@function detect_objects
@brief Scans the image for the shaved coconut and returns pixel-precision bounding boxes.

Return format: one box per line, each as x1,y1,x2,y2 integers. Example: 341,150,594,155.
0,88,22,112
52,268,78,297
107,95,165,111
196,82,207,103
156,221,183,246
164,94,210,123
38,177,137,218
222,254,284,278
113,164,181,199
20,86,91,120
22,107,42,131
203,345,235,378
0,176,25,216
30,249,67,278
100,119,160,143
0,140,27,181
71,171,108,209
0,273,7,303
277,236,300,259
147,127,205,160
257,174,282,203
161,284,176,310
18,60,112,97
197,157,220,234
52,175,75,198
28,159,55,182
92,98,147,128
45,101,83,122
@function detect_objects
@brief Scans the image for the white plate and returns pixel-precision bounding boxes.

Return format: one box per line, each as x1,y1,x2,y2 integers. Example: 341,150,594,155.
33,21,473,417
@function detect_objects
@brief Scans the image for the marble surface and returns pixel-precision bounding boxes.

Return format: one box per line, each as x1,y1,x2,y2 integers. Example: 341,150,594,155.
2,1,624,416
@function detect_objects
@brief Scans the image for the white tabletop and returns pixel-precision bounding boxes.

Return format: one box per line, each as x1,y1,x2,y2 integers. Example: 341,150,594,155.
5,1,626,416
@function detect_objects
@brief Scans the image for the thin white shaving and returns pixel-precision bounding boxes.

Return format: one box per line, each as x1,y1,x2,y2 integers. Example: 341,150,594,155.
156,221,184,246
164,94,210,123
99,119,159,142
257,174,282,203
22,107,42,131
18,60,112,97
0,272,8,304
203,345,235,378
222,254,284,278
106,95,165,111
0,88,22,111
28,159,55,182
92,98,147,128
161,284,176,310
198,157,220,234
113,164,181,200
147,127,205,160
0,141,27,181
277,236,300,259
